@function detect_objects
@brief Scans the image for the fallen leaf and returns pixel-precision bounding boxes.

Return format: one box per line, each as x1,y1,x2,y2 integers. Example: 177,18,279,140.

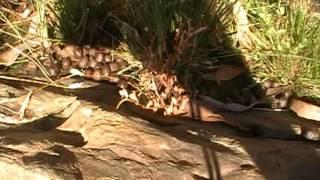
201,65,247,84
214,65,247,83
0,44,27,66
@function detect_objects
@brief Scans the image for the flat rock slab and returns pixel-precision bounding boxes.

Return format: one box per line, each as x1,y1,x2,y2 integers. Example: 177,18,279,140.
0,102,319,179
0,81,320,180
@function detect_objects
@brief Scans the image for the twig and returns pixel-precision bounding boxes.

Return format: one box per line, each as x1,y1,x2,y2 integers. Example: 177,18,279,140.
116,98,135,109
0,104,18,114
0,74,94,89
18,90,33,119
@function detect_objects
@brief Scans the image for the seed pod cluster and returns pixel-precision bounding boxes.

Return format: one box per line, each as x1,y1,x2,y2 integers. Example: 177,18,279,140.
54,44,129,84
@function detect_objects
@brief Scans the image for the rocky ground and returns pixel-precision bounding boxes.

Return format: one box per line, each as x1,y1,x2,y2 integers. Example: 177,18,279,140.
0,80,319,180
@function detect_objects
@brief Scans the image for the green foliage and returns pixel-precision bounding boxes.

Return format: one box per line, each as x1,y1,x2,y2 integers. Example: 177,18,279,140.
242,0,320,100
116,0,235,69
48,0,89,41
48,0,127,44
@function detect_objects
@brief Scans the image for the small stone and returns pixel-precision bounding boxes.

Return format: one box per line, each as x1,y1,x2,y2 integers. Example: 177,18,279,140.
271,100,281,109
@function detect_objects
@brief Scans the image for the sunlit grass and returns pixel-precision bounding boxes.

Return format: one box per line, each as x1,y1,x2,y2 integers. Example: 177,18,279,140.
239,0,320,102
116,0,237,85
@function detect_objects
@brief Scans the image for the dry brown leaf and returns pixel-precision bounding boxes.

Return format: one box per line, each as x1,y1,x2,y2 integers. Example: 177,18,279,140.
201,65,247,84
214,65,247,83
0,44,27,66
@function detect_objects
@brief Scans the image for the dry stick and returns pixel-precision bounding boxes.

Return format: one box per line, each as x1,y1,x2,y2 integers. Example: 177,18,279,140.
116,98,136,110
16,77,75,119
0,80,53,119
18,90,33,119
0,74,96,89
0,88,34,118
0,104,18,114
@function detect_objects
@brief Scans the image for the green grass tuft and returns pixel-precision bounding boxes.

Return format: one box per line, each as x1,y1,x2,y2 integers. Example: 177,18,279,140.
240,0,320,101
